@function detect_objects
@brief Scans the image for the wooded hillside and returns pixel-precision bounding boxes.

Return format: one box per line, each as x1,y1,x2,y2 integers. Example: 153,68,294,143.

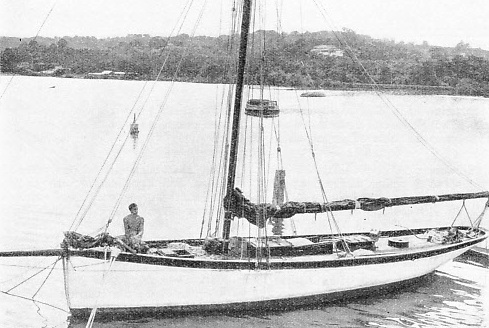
1,30,489,97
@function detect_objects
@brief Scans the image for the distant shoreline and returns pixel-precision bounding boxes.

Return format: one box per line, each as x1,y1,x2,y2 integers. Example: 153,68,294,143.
0,72,472,97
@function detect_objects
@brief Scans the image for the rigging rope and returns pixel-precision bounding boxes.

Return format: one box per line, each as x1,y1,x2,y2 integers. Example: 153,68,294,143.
106,0,210,228
70,0,201,232
202,84,234,238
85,248,120,328
450,200,466,227
0,0,58,103
69,83,149,231
31,257,59,299
295,90,350,251
204,3,244,238
202,7,242,238
463,203,474,227
0,290,69,314
5,257,61,294
294,91,328,202
311,0,484,191
0,257,68,317
471,198,489,230
450,199,476,228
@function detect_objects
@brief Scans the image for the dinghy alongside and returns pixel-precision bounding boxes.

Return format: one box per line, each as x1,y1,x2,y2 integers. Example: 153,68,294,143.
245,99,279,118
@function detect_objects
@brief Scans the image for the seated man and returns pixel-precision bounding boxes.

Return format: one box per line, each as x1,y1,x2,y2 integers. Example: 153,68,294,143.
120,203,147,252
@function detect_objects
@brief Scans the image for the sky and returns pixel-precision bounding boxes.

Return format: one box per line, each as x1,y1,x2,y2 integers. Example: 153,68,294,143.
1,0,488,50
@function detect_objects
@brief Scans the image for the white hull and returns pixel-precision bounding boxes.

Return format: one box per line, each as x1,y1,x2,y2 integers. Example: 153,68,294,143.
63,240,475,317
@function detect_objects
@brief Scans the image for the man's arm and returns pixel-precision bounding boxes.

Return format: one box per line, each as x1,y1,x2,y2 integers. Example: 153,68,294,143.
123,216,130,236
136,218,144,238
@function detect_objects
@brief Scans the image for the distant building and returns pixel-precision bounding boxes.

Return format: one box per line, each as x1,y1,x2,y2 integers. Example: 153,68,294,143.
87,70,113,78
41,65,68,76
87,70,128,79
16,62,31,69
311,45,344,57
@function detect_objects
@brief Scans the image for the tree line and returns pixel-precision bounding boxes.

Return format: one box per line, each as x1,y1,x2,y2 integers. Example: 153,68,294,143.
1,30,489,97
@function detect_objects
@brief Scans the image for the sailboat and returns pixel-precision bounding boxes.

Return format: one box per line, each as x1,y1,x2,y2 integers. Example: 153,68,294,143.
1,0,488,322
129,113,139,139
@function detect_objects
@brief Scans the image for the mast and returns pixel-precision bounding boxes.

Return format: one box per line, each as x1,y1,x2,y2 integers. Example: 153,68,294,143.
222,0,253,243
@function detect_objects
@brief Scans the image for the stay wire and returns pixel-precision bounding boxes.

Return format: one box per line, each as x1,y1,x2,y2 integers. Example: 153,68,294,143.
133,0,196,119
211,5,244,237
463,202,474,227
203,84,231,238
295,90,328,202
32,257,60,299
0,75,15,103
450,200,472,228
471,198,489,230
72,132,129,232
71,0,194,231
69,83,148,232
212,85,235,237
107,0,209,225
200,91,221,238
203,6,242,237
295,90,347,243
312,0,484,191
71,0,197,233
85,253,119,328
5,257,60,294
0,0,58,103
0,290,69,314
0,256,58,285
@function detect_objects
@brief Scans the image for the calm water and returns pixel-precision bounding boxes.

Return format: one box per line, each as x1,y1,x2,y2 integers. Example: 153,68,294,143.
0,76,488,327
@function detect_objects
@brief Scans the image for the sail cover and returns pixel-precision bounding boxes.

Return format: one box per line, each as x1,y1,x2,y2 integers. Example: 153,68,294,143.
224,188,489,226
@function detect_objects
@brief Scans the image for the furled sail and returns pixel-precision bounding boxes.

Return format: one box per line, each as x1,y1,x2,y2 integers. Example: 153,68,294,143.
223,188,271,228
224,189,489,225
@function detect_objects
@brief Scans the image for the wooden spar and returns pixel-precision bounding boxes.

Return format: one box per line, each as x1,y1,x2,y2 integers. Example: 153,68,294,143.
0,249,64,257
222,0,252,242
373,191,489,208
273,191,489,217
114,238,137,254
224,189,489,220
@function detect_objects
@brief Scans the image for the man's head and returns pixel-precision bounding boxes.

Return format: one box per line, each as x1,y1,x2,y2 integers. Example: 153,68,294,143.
129,203,138,214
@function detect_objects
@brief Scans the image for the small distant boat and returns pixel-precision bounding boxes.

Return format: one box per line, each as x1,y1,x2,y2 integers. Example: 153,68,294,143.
300,91,326,97
245,99,279,118
130,113,139,138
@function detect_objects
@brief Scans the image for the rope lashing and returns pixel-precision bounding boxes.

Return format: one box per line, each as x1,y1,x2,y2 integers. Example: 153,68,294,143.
470,198,489,231
450,200,467,228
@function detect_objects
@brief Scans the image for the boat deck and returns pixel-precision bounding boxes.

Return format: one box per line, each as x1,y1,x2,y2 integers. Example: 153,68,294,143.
62,226,485,269
140,228,473,263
